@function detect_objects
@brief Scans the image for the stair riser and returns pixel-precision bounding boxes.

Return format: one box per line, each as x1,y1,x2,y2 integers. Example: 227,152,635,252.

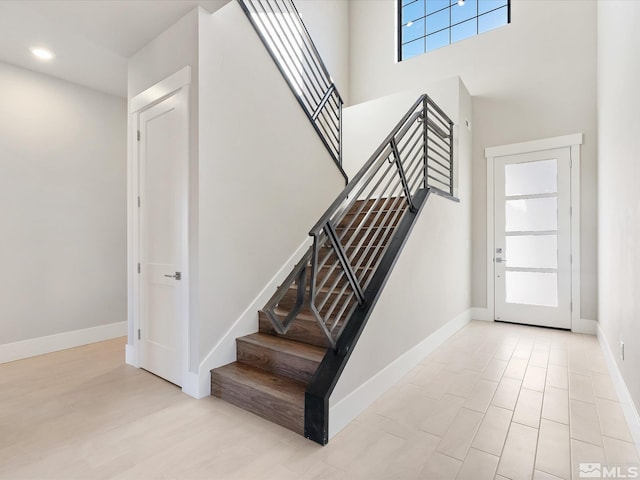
211,373,303,434
236,339,320,384
276,290,357,322
259,311,330,348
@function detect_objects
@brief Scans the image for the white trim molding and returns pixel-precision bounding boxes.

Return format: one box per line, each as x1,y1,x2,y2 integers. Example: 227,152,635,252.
0,322,127,364
130,66,192,114
485,133,583,159
572,318,598,335
328,309,472,439
485,134,585,332
597,325,640,453
127,67,192,392
190,238,313,399
471,307,492,321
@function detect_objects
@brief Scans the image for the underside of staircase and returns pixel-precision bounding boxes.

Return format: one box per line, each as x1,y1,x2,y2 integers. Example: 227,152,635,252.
210,199,408,436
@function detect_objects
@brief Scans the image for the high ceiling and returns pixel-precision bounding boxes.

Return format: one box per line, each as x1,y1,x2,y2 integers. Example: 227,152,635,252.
0,0,230,97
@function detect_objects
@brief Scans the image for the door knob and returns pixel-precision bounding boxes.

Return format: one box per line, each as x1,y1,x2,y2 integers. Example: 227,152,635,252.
496,258,506,263
164,272,182,280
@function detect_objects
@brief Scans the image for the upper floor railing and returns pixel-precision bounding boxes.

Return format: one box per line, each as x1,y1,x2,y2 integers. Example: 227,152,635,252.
238,0,346,182
263,95,455,349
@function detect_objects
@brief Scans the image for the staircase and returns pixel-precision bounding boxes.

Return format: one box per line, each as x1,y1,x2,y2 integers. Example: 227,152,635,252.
211,199,407,435
211,0,457,445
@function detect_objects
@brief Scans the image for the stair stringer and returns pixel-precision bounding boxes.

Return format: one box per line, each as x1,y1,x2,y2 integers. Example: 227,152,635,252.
304,188,441,444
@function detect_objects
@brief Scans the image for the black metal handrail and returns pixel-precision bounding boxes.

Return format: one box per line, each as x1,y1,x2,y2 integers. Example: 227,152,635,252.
238,0,347,183
264,95,455,350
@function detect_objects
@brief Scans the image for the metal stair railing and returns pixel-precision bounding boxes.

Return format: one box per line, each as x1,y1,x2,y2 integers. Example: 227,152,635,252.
238,0,347,182
264,95,455,349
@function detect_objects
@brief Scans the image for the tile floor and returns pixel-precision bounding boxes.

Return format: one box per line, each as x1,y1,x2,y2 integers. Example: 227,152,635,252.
364,320,639,480
0,320,638,479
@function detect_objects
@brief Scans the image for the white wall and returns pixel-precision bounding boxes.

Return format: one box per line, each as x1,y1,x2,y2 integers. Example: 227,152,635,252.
330,77,472,437
342,77,462,181
348,0,598,320
0,61,126,346
127,8,200,356
295,0,350,104
195,1,344,374
597,0,640,422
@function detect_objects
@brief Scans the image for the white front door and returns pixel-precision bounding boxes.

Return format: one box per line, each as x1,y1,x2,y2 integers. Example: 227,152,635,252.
138,90,188,386
494,148,571,329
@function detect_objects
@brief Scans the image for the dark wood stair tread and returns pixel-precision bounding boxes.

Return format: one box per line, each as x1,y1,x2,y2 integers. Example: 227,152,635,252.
259,310,331,348
238,333,325,363
210,362,305,434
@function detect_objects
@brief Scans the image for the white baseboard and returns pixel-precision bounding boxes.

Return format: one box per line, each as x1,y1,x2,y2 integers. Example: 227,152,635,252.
192,238,312,399
181,371,202,398
0,321,127,364
471,307,491,321
329,309,472,439
572,318,597,335
597,325,640,454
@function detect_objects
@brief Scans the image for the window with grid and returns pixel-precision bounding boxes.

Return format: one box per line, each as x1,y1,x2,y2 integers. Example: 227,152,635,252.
398,0,510,61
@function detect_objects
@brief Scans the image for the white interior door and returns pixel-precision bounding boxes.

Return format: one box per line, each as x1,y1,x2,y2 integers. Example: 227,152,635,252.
494,148,571,329
138,90,188,386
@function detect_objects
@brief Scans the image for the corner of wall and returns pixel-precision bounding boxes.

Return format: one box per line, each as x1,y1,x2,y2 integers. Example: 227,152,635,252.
597,325,640,453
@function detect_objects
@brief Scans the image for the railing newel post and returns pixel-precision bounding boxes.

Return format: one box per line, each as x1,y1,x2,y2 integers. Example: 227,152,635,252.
423,97,429,190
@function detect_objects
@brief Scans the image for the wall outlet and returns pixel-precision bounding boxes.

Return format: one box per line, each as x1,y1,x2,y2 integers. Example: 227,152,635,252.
620,341,625,360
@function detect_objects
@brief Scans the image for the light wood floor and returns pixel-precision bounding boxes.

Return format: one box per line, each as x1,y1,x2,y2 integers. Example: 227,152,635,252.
0,321,638,479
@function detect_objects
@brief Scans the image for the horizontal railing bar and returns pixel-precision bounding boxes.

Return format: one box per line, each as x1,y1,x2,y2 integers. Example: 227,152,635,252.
429,142,452,163
350,189,405,273
427,153,451,172
286,0,336,90
343,175,404,253
426,95,454,125
427,128,451,149
394,110,424,145
327,152,395,230
312,87,337,121
249,5,324,107
358,198,408,287
316,265,345,295
322,283,353,327
315,116,339,150
274,0,332,93
427,174,451,189
426,119,449,139
397,122,423,158
338,161,398,237
318,104,340,133
399,133,424,169
426,162,451,181
271,0,330,87
426,106,451,131
317,273,350,317
329,292,356,334
318,120,340,149
406,157,426,191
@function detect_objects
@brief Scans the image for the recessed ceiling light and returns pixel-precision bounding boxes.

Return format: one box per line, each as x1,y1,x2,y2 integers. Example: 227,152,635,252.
31,47,54,61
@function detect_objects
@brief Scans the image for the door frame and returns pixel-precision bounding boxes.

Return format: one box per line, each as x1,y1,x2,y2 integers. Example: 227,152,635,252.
485,133,583,331
127,66,191,388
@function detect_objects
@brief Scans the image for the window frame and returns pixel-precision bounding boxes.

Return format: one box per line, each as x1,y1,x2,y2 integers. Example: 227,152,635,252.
397,0,512,62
